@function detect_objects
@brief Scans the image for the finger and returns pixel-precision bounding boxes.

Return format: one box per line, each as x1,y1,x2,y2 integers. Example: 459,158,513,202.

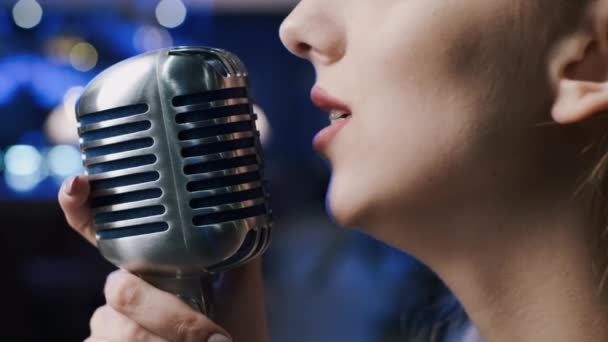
58,175,96,245
90,305,169,342
104,270,232,342
84,337,111,342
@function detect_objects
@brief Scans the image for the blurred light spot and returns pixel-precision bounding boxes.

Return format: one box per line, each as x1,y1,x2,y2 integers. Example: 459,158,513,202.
44,86,82,144
5,145,41,175
63,86,85,115
70,42,98,72
45,36,81,65
47,145,82,177
133,25,173,53
253,104,272,146
155,0,187,29
5,145,43,192
12,0,43,29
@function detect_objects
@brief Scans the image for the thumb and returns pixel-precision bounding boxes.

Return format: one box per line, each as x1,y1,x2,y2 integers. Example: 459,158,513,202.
58,175,96,246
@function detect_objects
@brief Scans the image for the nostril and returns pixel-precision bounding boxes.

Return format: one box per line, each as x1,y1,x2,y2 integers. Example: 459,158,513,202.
296,42,312,56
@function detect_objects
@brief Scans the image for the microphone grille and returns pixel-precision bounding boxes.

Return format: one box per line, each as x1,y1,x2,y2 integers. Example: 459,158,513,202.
168,48,271,271
76,47,271,273
79,103,169,240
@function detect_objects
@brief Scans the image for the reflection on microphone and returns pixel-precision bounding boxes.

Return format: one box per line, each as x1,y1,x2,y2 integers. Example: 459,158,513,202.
75,47,272,315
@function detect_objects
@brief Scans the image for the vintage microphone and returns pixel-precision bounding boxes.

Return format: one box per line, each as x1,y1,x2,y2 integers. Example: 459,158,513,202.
75,47,272,316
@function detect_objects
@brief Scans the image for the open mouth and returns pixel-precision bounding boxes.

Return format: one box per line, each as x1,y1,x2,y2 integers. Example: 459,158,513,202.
310,86,352,125
329,109,352,124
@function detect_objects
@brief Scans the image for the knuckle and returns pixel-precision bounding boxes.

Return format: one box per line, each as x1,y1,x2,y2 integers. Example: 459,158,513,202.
72,215,94,235
106,274,142,312
175,315,207,341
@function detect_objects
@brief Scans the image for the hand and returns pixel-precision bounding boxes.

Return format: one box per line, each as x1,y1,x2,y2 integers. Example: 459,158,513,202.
58,175,269,342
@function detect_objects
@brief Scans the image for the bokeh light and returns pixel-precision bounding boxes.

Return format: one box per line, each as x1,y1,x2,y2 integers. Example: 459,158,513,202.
4,145,44,192
69,42,98,72
47,145,82,178
133,25,173,53
63,86,84,115
12,0,43,29
5,145,41,176
44,86,83,145
45,36,82,65
155,0,187,29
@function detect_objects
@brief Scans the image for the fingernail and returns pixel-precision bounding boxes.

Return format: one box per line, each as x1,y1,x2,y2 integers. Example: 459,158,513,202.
207,334,232,342
64,176,78,196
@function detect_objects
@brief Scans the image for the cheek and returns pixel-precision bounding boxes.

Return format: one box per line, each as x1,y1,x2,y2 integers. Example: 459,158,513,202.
326,91,480,227
324,25,478,226
324,1,550,228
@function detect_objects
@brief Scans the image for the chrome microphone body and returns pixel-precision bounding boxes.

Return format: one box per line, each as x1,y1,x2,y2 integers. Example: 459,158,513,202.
75,47,272,315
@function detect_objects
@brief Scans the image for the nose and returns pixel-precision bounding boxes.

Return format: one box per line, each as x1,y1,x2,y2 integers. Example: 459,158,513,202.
279,1,346,65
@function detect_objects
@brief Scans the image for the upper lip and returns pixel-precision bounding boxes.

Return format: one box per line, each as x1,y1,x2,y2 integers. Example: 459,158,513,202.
310,86,351,114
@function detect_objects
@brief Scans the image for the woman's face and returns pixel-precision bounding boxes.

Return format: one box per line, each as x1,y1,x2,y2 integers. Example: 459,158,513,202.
279,1,579,236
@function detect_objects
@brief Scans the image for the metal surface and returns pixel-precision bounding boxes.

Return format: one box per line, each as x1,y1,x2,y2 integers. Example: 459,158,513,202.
75,47,272,314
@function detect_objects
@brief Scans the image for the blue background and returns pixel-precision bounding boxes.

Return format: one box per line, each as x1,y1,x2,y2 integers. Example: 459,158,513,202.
0,1,459,341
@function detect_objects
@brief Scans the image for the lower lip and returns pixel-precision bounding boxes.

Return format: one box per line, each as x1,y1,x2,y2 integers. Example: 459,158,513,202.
313,117,351,152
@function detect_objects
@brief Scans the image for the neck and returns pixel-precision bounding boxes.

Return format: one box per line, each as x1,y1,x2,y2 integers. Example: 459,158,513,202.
384,188,608,342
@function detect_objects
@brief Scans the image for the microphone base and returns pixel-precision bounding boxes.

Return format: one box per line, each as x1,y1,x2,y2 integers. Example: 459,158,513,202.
142,274,214,318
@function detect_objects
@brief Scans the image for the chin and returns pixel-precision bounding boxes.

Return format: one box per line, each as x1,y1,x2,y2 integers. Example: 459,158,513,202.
325,175,373,229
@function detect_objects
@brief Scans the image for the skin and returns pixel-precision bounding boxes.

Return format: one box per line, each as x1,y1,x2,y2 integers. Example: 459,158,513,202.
59,0,608,341
58,176,268,342
279,0,608,341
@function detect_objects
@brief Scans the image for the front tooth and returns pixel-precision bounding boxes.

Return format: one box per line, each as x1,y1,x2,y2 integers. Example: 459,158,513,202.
329,110,342,121
330,110,348,120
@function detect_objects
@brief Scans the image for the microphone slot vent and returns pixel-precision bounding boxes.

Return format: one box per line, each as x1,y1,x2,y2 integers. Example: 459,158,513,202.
184,155,258,175
97,222,169,240
192,204,267,226
178,121,254,141
82,121,152,143
85,138,154,158
89,155,157,175
252,227,270,255
95,205,166,224
176,104,251,124
79,104,149,126
172,87,248,107
91,188,163,208
190,187,264,209
90,171,160,191
181,137,255,158
187,171,260,192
